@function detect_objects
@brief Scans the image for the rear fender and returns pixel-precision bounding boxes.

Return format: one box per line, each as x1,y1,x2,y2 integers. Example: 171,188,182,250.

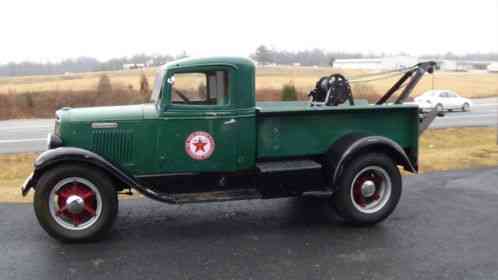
327,134,416,188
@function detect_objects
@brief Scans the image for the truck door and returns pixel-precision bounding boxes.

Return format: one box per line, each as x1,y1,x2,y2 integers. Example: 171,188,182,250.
157,69,241,173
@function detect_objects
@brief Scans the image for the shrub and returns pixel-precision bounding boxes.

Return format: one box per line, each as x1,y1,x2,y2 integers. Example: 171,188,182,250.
281,83,298,101
139,73,150,96
96,74,112,96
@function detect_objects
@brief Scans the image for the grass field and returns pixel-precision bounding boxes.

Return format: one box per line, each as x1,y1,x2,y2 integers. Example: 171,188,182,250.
1,66,497,99
1,128,496,203
1,65,497,120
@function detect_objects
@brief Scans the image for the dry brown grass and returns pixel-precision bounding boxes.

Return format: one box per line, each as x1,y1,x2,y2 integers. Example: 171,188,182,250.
0,153,37,203
0,87,151,120
0,128,496,202
419,127,498,172
0,68,157,94
1,66,496,120
1,66,497,98
255,66,498,99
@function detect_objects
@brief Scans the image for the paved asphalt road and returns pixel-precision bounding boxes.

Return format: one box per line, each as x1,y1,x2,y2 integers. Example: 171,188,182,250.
1,168,498,279
0,98,496,154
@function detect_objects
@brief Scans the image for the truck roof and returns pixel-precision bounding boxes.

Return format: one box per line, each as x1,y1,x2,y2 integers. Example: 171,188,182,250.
161,56,255,71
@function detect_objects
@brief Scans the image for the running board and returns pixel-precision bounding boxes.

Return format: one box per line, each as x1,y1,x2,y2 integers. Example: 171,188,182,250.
257,159,322,173
154,189,262,204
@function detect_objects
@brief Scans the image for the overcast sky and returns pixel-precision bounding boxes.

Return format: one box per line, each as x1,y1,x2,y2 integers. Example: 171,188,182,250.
1,0,497,63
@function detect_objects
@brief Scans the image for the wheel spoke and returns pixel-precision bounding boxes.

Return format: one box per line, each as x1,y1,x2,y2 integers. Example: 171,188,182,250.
72,214,81,227
82,191,95,200
56,204,69,217
84,205,96,216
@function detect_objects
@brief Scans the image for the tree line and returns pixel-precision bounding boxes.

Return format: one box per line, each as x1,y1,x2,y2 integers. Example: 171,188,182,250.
1,46,497,77
419,52,498,61
0,54,178,77
250,45,372,66
250,45,498,66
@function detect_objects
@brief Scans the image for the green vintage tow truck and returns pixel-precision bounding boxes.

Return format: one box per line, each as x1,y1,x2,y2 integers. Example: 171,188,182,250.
22,57,437,242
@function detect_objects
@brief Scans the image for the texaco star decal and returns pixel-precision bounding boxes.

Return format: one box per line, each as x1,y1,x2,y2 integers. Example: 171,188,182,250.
185,131,215,160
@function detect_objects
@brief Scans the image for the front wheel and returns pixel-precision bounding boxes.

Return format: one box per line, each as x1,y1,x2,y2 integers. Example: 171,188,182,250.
331,153,402,226
462,103,470,112
34,165,118,242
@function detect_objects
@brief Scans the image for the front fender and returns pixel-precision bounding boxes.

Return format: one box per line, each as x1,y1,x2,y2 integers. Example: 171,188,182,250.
22,147,139,196
328,135,417,188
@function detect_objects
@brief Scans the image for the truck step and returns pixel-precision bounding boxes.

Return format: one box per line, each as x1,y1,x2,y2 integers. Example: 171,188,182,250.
257,159,322,173
164,189,262,204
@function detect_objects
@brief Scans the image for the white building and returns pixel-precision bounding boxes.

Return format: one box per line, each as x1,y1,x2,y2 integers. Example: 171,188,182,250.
436,60,474,72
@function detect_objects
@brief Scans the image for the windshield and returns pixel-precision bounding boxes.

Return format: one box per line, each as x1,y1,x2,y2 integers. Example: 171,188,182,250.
150,69,165,103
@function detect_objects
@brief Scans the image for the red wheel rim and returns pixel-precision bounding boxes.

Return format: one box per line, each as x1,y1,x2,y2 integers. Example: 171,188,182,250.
49,177,102,230
350,166,392,214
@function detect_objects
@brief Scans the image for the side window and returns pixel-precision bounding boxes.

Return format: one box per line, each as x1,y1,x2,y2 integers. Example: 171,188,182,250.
170,71,228,106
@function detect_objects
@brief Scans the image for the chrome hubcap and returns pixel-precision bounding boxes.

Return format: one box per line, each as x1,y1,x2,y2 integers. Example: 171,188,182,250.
360,180,376,198
65,195,85,214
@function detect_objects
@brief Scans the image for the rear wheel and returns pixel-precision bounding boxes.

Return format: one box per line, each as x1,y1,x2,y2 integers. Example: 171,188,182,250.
331,153,401,225
462,103,470,112
34,165,118,242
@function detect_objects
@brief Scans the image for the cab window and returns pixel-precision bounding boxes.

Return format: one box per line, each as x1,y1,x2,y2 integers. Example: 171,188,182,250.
170,71,228,106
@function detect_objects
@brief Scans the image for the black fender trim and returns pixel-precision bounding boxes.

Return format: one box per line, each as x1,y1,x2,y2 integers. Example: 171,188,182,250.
22,147,139,196
21,147,177,204
327,134,416,188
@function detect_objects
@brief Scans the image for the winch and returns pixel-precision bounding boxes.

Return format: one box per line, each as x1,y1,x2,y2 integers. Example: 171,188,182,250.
308,74,354,106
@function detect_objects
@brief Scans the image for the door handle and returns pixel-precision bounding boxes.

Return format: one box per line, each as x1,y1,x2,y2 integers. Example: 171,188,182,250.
224,118,237,125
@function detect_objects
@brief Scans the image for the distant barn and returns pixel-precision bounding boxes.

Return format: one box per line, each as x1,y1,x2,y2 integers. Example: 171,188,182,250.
123,63,145,70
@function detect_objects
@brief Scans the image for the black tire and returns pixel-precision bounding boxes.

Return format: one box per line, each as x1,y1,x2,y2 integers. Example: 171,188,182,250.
331,153,401,226
34,165,118,242
462,103,470,112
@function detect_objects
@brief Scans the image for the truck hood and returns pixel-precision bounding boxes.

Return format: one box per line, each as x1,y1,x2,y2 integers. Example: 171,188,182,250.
59,104,151,122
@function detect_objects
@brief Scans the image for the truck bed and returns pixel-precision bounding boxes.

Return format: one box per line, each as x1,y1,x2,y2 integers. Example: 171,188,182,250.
255,101,419,159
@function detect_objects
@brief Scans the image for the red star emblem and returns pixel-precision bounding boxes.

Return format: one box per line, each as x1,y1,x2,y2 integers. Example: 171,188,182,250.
193,138,207,152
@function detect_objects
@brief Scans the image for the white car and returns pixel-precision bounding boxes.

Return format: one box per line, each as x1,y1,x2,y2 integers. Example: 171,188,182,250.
414,90,472,112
